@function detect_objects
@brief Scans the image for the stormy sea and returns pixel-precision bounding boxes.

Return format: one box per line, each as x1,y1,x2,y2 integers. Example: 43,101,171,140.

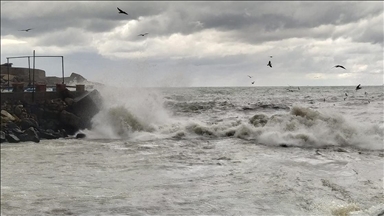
1,85,384,216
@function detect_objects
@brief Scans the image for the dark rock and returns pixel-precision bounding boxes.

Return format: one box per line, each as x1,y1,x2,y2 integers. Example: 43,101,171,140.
6,122,20,131
18,127,40,143
0,131,6,143
72,90,102,129
41,119,61,131
1,87,102,142
1,110,16,122
11,127,24,135
46,98,67,112
60,110,81,129
60,129,68,138
39,129,61,140
14,105,24,117
279,144,289,148
26,105,40,123
19,118,39,130
45,129,54,133
64,97,75,106
5,133,20,143
75,133,86,139
43,109,60,119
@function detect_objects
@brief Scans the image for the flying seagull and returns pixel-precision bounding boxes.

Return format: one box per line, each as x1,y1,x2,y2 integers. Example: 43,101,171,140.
248,75,253,78
117,7,128,15
345,93,348,97
19,28,32,32
267,61,272,68
334,65,346,70
138,33,149,36
356,84,362,91
251,81,255,84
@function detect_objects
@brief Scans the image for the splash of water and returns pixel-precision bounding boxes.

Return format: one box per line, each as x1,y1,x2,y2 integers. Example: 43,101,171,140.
84,84,173,139
83,85,383,150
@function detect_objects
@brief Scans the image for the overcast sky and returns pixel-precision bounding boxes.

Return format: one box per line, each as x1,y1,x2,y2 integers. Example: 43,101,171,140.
1,1,383,87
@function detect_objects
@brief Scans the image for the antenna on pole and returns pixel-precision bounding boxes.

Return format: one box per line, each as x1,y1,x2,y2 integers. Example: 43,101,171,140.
7,57,10,87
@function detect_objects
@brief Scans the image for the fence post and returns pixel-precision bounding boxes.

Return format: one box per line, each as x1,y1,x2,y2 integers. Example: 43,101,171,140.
7,58,10,87
32,50,35,103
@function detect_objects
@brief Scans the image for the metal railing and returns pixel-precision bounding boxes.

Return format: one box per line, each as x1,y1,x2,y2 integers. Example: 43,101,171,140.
3,50,65,102
4,50,65,87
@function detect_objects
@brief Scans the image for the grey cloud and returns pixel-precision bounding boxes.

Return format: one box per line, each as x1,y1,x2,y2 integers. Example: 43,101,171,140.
1,1,382,87
2,1,382,45
0,1,166,36
33,28,90,47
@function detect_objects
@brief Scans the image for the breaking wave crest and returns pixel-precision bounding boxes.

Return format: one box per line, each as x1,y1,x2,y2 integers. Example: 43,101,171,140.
84,85,383,150
83,85,173,139
89,102,383,150
168,106,383,150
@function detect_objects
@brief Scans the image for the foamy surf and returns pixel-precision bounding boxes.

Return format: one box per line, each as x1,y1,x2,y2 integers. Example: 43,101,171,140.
2,86,383,216
85,85,383,151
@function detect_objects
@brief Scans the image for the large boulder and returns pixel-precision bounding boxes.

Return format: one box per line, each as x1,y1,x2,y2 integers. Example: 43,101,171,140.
39,129,61,140
64,97,75,106
0,131,6,143
11,127,24,136
40,119,61,131
76,133,86,139
60,110,81,128
18,127,40,143
5,133,20,143
1,110,16,123
43,109,60,120
19,118,39,130
5,122,20,132
46,98,67,112
14,105,25,118
71,89,102,129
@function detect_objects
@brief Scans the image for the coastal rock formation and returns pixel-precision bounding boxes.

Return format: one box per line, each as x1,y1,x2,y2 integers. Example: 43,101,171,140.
0,89,102,143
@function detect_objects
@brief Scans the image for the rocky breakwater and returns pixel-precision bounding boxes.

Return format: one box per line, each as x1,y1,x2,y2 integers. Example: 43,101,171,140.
0,89,102,143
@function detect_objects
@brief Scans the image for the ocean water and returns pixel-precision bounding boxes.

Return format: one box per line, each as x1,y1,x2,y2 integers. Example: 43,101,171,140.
1,86,384,216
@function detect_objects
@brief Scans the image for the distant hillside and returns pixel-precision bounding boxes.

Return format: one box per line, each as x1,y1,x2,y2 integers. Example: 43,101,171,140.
46,73,103,87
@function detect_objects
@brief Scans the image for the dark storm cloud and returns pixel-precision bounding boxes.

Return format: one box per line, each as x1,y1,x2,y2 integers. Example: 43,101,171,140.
1,1,382,45
0,1,166,36
1,1,382,87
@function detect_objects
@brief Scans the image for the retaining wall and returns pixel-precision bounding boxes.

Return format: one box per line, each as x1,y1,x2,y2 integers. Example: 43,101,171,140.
1,91,87,104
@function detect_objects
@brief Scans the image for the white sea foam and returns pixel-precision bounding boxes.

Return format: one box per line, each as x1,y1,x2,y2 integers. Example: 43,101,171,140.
84,84,174,139
2,86,383,216
84,86,383,150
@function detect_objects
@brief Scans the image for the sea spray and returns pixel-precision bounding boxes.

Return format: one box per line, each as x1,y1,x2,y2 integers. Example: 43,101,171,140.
256,106,383,149
178,106,383,150
84,86,383,150
85,84,173,139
